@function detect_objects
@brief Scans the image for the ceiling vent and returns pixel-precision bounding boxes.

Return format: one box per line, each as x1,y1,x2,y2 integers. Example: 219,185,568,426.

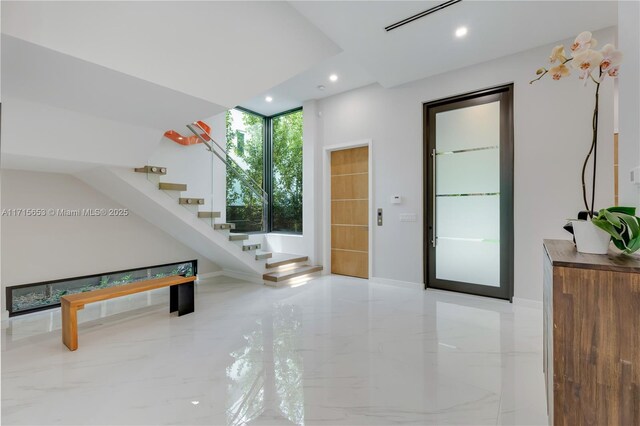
384,0,462,32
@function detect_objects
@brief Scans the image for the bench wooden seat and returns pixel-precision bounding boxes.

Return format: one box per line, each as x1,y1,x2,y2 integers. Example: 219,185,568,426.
61,275,196,351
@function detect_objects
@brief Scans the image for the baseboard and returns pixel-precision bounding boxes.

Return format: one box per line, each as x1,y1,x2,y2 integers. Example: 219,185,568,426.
370,276,423,289
196,271,224,281
512,297,543,310
220,269,264,284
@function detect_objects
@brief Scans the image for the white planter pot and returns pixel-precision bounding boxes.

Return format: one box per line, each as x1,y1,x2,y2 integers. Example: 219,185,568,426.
572,220,611,254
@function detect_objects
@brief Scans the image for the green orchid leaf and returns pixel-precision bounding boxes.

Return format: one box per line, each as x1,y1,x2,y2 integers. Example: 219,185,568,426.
624,236,640,254
612,238,627,251
617,213,640,238
607,206,636,215
603,209,622,227
592,218,623,241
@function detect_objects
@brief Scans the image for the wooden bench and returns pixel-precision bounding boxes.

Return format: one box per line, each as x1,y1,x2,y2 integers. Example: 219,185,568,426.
61,275,196,351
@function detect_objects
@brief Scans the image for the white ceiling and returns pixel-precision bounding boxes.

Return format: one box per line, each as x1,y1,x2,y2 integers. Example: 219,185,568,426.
1,1,341,108
240,52,376,116
241,0,618,114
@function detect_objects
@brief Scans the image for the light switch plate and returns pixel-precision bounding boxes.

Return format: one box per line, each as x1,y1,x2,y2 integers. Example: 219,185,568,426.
399,213,416,222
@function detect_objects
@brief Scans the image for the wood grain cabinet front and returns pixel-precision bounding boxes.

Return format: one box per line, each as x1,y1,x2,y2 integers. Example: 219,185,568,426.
543,240,640,425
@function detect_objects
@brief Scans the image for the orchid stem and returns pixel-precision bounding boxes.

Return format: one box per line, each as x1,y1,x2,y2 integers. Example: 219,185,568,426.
581,81,600,219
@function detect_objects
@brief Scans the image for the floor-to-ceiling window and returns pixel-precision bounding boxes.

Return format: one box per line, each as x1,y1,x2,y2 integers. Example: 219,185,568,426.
225,107,303,234
271,109,303,233
226,108,265,233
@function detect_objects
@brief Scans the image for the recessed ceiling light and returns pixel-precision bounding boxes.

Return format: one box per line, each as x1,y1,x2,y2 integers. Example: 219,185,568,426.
317,85,326,91
265,96,273,102
329,74,338,82
455,26,468,38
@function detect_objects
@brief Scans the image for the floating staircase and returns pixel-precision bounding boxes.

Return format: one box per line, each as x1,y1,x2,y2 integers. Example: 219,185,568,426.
126,165,322,285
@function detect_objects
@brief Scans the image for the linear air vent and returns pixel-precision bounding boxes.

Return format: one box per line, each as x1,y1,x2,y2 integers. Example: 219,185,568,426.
385,0,462,32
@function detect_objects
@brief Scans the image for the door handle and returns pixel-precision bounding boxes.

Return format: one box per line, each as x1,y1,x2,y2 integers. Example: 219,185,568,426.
431,148,436,248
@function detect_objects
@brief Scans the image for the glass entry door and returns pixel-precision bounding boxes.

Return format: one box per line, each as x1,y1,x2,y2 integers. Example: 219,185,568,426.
424,85,514,300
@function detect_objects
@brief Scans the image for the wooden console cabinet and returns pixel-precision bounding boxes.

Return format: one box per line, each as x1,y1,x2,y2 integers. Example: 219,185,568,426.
543,240,639,425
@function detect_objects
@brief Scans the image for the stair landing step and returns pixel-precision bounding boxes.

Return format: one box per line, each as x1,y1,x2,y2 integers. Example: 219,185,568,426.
265,254,309,269
263,265,323,282
159,182,187,191
134,166,166,175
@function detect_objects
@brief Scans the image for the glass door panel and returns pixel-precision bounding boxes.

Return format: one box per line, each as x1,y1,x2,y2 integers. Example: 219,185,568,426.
425,86,514,300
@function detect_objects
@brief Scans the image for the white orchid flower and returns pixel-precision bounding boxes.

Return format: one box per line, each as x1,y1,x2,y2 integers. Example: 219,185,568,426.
607,66,620,78
572,49,603,83
599,44,623,72
571,31,598,53
550,64,571,80
549,45,567,63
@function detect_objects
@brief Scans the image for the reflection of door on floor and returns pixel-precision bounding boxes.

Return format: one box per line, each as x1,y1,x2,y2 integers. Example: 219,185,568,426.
331,146,369,279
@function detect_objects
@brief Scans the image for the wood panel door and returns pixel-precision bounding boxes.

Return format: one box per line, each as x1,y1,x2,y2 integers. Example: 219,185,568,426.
331,146,369,278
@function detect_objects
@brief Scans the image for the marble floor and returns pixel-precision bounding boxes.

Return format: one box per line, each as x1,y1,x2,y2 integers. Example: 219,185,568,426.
2,275,548,425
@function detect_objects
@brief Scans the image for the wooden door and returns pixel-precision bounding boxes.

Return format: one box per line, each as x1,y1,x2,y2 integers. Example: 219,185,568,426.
331,146,369,278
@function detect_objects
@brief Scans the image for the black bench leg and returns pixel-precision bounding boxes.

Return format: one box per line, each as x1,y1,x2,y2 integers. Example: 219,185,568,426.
170,282,194,316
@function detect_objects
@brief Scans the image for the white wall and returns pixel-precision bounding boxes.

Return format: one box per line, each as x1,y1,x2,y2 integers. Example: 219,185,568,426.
617,1,640,206
2,96,164,171
316,28,617,302
0,169,219,309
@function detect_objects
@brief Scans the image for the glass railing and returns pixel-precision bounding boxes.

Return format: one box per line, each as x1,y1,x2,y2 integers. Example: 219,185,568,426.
187,121,268,233
145,114,268,233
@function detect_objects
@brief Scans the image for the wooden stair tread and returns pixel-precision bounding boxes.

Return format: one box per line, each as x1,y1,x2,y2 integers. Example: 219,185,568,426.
229,233,249,241
179,197,204,205
214,223,236,230
255,251,273,260
265,254,309,269
197,211,221,218
159,182,187,191
134,165,166,175
263,265,322,282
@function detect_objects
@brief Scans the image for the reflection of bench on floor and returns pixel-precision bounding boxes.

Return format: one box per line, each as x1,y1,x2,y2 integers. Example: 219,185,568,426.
61,275,196,351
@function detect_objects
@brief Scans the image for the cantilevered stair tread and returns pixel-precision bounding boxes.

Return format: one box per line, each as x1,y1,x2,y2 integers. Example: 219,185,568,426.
134,166,166,175
265,254,309,269
179,197,204,205
214,223,236,230
229,233,249,241
197,211,221,218
242,243,261,251
263,265,323,282
255,250,273,261
159,182,187,191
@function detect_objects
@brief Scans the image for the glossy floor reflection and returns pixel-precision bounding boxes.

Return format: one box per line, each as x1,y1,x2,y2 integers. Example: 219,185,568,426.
2,275,548,425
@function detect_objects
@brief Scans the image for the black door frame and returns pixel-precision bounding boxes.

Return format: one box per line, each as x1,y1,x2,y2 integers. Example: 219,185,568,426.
423,84,514,301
